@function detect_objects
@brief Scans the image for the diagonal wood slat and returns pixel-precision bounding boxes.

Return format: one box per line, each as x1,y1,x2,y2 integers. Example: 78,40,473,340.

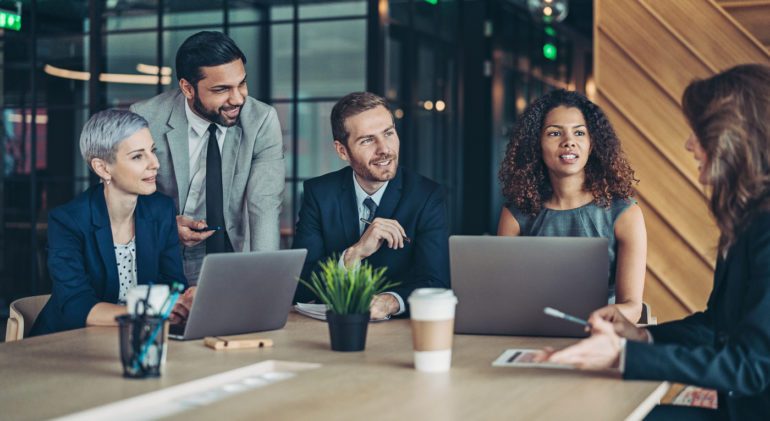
717,0,770,48
595,0,769,322
644,269,691,322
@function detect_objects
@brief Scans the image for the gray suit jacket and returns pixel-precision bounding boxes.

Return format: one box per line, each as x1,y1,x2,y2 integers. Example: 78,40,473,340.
130,89,284,256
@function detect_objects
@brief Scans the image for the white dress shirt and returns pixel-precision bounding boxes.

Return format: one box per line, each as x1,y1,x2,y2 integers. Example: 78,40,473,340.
182,100,227,217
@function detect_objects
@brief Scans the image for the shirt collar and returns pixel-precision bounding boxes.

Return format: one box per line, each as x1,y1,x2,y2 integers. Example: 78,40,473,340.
184,99,226,138
352,171,388,207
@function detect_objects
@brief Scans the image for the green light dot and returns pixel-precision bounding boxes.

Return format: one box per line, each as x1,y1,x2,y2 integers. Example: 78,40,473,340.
543,43,557,60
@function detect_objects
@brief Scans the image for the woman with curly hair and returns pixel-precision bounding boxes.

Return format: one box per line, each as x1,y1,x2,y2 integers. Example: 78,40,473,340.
497,89,646,322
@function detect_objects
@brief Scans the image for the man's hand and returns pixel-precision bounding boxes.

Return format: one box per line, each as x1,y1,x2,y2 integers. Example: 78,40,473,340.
344,218,407,267
169,286,196,324
370,293,400,320
176,215,215,247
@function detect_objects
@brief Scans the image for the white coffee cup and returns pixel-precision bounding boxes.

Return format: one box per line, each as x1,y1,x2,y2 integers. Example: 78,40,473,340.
408,288,458,372
126,284,170,316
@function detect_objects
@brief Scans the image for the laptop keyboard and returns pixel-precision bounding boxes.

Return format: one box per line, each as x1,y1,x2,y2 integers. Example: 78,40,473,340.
169,323,186,337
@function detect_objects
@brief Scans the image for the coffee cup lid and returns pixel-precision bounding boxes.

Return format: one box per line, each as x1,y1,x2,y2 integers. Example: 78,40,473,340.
408,288,457,303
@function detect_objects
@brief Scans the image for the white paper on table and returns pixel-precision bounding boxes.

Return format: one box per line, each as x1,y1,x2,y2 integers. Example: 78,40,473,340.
293,303,391,322
492,348,575,369
294,303,328,320
54,360,319,421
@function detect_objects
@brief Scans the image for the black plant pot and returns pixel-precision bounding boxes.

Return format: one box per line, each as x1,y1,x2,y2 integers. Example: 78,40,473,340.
326,311,370,352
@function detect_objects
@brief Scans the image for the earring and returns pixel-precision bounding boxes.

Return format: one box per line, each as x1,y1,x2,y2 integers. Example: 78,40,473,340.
105,179,111,185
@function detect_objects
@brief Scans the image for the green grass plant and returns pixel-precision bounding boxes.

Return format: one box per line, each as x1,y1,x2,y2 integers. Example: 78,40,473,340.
299,256,399,315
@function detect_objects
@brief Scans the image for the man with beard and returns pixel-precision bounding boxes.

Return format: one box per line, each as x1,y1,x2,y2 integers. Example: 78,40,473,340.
131,31,283,285
292,92,450,319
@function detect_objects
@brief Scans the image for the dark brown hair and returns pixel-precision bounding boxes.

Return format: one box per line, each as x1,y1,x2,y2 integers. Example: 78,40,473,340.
498,89,636,214
176,31,246,87
682,64,770,254
331,92,391,145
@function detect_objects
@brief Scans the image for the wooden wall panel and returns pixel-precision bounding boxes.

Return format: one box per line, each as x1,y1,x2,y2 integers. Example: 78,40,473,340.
635,196,713,310
596,38,700,190
595,0,769,320
603,97,718,266
641,1,769,66
599,0,714,93
644,270,690,323
719,1,770,46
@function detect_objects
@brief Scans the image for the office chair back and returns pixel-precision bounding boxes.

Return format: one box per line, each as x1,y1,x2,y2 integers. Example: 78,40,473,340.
5,294,50,342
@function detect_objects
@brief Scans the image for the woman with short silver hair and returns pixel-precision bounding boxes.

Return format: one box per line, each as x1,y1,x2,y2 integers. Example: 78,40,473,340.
31,109,190,336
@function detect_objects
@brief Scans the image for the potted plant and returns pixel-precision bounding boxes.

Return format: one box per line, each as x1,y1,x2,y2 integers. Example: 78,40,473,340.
300,256,397,352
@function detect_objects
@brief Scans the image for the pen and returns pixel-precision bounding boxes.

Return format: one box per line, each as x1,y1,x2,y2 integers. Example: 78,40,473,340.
132,283,184,371
191,225,222,233
543,307,590,327
359,218,412,243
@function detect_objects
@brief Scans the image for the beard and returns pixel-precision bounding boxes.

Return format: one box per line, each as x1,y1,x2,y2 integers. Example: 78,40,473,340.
192,92,240,127
349,152,399,183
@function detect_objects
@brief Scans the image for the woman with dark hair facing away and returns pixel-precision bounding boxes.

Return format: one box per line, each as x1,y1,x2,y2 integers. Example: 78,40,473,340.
543,64,770,420
498,89,646,322
31,110,192,336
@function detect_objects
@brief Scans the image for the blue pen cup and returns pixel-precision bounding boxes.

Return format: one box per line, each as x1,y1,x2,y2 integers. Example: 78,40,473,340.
116,314,168,378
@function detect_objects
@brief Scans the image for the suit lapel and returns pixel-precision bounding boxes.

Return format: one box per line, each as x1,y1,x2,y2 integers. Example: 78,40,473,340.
166,95,191,209
339,167,360,246
711,241,738,302
375,167,403,220
713,257,728,293
221,125,242,213
91,185,120,302
134,198,156,285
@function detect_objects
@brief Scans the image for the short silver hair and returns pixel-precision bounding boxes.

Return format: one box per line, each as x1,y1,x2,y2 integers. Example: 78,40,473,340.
80,109,149,170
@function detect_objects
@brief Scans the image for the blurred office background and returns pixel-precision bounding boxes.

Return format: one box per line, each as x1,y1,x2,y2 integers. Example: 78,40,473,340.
1,0,768,333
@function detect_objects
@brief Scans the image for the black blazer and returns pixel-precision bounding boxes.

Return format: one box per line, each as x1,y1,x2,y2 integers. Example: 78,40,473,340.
31,184,187,336
624,212,770,420
292,166,450,311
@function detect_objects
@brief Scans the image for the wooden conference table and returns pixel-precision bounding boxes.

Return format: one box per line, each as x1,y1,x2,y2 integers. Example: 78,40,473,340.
0,313,668,420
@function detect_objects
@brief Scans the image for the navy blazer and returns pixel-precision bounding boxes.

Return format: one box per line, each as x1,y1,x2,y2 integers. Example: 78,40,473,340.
624,212,770,420
292,166,450,311
31,184,187,336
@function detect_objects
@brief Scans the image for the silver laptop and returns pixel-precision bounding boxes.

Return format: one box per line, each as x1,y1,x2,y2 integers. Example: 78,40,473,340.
450,236,608,338
170,249,307,340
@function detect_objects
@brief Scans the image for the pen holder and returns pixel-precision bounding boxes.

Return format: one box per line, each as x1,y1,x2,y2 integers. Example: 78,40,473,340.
116,314,168,378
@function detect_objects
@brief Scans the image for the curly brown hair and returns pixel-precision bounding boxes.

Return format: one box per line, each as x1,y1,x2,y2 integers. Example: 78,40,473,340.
498,89,637,215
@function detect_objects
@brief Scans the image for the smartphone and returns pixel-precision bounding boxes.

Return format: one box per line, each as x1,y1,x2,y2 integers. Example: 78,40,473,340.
190,226,222,233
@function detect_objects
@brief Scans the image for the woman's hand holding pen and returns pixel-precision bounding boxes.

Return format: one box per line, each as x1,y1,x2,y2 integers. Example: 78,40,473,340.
344,218,407,267
590,305,650,342
535,305,651,370
544,316,624,371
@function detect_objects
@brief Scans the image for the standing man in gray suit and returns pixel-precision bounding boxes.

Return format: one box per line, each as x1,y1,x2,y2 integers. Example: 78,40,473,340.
131,31,284,285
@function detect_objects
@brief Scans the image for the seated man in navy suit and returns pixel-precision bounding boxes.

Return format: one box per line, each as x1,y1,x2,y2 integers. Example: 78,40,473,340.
292,92,450,319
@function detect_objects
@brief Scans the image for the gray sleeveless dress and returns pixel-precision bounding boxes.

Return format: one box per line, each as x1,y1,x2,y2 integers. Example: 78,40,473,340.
507,198,636,304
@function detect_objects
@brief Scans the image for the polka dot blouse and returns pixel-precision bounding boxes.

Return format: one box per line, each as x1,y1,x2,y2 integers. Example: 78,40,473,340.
115,238,138,303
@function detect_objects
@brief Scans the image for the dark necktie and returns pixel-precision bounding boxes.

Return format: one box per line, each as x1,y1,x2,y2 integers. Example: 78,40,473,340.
362,197,377,235
206,124,227,254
